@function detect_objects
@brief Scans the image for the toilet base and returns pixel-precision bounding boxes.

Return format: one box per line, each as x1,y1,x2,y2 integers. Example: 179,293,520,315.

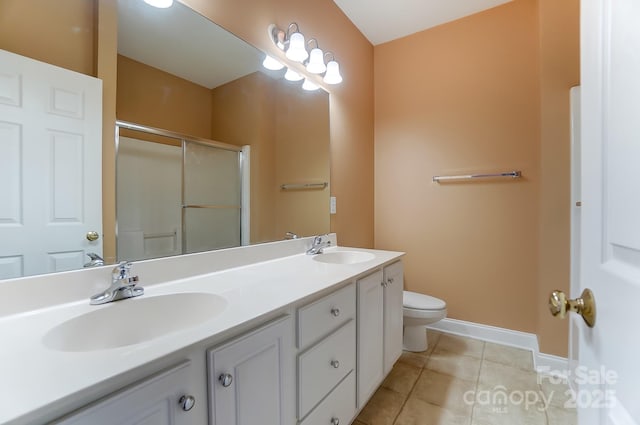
403,325,429,352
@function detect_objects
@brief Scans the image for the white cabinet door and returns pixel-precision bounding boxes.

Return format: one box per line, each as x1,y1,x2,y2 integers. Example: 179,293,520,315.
56,362,197,425
383,261,404,374
208,316,295,425
356,269,384,408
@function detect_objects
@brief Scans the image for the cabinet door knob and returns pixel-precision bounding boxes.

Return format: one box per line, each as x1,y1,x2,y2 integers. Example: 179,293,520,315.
381,281,387,288
330,359,340,369
388,277,394,285
178,395,196,411
219,373,233,387
331,417,340,425
331,307,340,317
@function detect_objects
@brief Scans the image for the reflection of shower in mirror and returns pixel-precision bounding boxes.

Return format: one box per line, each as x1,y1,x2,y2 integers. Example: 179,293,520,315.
116,122,248,262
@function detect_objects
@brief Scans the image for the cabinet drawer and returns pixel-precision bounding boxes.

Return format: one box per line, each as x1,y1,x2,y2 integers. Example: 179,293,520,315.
298,282,355,349
300,371,356,425
299,320,355,419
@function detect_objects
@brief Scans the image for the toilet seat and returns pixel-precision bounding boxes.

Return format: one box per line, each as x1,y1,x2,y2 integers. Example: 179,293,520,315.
403,291,446,311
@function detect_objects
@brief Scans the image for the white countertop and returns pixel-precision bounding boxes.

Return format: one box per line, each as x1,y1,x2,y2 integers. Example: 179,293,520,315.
0,241,403,425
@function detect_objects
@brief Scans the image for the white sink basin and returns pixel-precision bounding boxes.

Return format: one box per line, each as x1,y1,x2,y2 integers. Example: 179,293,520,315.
312,251,375,265
43,292,227,352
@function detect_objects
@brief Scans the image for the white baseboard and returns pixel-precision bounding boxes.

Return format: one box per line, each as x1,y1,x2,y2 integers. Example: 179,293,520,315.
426,318,568,377
534,352,569,378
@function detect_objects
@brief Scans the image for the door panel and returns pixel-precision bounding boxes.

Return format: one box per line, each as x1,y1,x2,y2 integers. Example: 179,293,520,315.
579,0,640,423
0,49,102,278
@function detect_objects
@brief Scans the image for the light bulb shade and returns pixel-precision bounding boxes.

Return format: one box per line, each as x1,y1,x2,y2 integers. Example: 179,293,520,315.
302,78,320,91
286,32,309,62
284,68,304,82
306,48,326,74
323,60,343,84
144,0,173,8
262,55,285,71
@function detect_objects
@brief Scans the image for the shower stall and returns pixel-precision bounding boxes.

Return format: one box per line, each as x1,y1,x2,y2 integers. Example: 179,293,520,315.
115,121,249,262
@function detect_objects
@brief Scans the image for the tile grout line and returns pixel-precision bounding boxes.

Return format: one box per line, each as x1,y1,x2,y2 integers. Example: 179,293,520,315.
468,341,486,425
391,333,441,425
390,364,425,425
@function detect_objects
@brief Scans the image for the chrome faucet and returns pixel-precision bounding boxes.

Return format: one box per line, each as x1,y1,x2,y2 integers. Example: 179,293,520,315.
90,261,143,305
306,235,332,255
285,231,299,240
83,252,104,268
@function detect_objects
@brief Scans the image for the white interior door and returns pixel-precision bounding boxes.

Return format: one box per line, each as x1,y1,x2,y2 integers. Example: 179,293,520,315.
579,0,640,424
0,49,102,278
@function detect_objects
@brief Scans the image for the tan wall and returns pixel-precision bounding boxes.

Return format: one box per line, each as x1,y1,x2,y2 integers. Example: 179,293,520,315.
274,82,330,239
0,0,95,76
537,0,580,355
374,0,579,356
181,0,375,248
210,72,278,243
117,55,213,139
210,73,330,243
375,1,541,334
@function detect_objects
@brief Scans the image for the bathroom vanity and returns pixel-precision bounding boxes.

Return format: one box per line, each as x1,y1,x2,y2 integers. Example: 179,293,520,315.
0,235,404,425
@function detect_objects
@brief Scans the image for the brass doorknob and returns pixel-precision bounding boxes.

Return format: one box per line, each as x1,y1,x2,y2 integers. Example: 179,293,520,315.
548,288,596,328
86,231,100,241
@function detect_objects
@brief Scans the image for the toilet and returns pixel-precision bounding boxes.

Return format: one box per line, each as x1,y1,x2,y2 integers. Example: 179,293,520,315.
403,291,447,352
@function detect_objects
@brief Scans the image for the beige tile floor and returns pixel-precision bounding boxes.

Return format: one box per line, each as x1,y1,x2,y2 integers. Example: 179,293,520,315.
354,330,577,425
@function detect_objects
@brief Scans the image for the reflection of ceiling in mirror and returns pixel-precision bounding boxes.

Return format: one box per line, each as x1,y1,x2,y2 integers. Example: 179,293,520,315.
117,0,262,89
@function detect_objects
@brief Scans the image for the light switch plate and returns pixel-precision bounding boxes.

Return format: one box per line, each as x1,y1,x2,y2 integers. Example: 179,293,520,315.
330,196,336,214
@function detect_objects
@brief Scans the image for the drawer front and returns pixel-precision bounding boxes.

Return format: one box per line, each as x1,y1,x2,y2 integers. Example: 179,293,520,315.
298,282,355,349
300,371,356,425
298,320,356,419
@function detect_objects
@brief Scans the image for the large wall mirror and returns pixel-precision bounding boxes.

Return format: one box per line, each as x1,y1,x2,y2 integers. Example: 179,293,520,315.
0,0,330,280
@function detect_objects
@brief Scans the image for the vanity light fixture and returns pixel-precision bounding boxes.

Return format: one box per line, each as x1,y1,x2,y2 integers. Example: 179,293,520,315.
305,39,326,74
284,68,304,82
262,55,285,71
323,53,343,85
143,0,173,8
270,23,309,63
268,22,343,86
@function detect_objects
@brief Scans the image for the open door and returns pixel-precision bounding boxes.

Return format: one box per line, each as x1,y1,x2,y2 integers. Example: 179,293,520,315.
0,49,102,278
553,0,640,423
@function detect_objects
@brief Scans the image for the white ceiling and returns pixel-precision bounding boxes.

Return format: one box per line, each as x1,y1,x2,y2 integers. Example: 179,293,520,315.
332,0,513,45
117,0,262,89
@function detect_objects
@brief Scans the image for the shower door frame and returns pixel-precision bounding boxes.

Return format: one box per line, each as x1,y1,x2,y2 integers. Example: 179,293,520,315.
115,120,249,261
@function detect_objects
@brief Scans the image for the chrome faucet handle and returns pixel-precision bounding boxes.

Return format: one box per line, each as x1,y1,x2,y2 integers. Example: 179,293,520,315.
306,234,332,255
90,261,142,305
113,261,131,279
285,231,299,240
112,261,138,286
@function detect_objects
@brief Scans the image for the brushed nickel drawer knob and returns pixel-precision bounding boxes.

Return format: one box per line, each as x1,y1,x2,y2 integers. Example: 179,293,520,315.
331,307,340,317
330,360,340,369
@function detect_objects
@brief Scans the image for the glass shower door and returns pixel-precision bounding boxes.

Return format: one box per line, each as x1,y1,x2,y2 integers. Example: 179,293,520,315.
183,141,242,253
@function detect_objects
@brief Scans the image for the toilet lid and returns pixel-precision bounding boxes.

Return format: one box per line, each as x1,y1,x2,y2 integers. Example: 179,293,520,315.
403,291,446,310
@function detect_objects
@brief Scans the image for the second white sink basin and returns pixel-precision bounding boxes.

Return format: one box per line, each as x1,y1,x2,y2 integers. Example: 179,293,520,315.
313,251,375,265
43,292,227,352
